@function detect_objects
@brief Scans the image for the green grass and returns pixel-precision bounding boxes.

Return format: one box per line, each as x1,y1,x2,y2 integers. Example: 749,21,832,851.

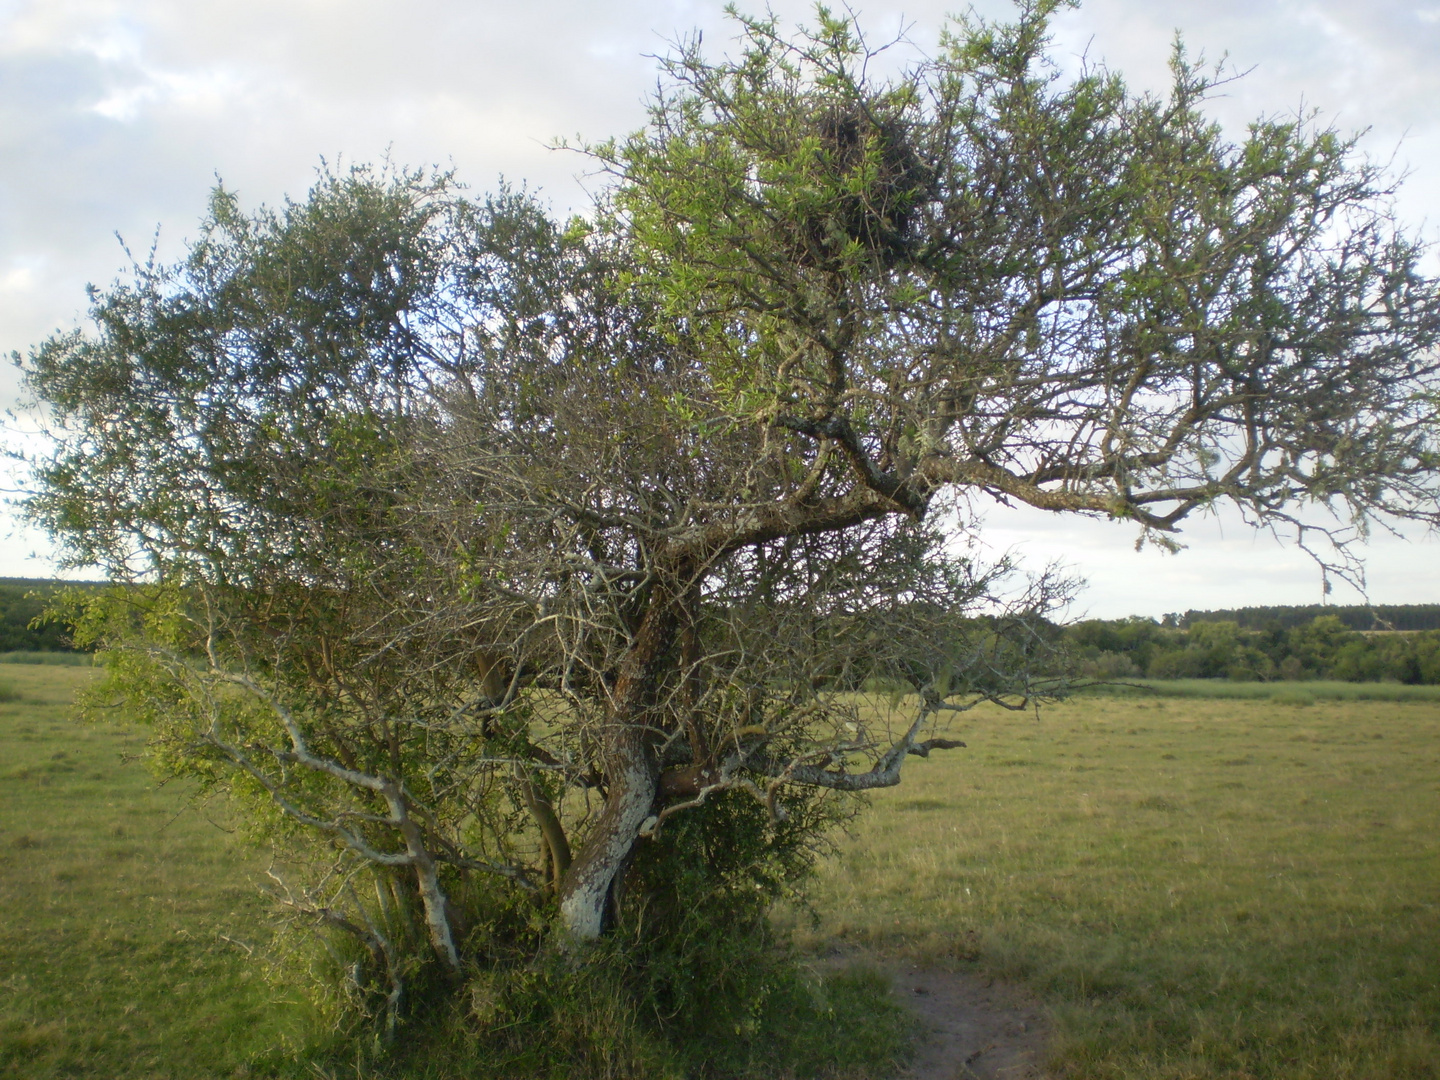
0,651,93,666
0,667,903,1080
1082,677,1440,702
0,664,308,1079
7,665,1439,1078
781,693,1440,1079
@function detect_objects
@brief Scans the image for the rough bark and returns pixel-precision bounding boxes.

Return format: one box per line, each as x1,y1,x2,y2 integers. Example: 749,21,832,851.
557,589,678,941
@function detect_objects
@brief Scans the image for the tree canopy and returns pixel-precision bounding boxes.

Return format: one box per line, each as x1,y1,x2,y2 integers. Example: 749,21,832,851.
19,1,1440,1068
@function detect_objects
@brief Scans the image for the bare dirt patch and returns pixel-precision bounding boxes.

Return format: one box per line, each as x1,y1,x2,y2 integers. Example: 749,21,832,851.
810,947,1054,1079
881,967,1054,1077
888,962,1053,1079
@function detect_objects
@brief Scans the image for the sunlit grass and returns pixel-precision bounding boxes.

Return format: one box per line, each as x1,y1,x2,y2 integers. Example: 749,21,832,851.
0,664,307,1079
781,693,1440,1078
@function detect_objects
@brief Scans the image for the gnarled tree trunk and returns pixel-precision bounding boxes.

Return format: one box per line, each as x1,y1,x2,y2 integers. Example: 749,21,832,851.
557,589,678,941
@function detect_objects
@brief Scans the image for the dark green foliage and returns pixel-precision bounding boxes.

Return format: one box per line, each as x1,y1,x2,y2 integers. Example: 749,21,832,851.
0,579,96,653
1065,612,1440,683
302,951,905,1080
470,796,903,1079
1181,603,1440,631
615,791,844,1066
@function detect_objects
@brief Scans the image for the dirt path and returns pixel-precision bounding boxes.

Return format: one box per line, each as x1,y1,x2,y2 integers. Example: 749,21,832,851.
809,946,1054,1078
887,961,1059,1080
885,962,1054,1080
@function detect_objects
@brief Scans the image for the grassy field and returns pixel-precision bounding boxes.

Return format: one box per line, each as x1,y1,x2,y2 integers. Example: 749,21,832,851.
3,665,1438,1078
0,664,305,1079
0,653,93,667
1078,678,1440,703
784,690,1440,1078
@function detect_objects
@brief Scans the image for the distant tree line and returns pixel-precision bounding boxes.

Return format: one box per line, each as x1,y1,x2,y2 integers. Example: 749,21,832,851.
1066,613,1440,684
1176,604,1440,632
0,579,96,652
7,576,1438,687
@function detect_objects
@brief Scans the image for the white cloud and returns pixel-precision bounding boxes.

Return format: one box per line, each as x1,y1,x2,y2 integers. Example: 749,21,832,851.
0,0,1435,603
0,266,35,294
977,502,1440,620
73,20,144,64
90,63,250,121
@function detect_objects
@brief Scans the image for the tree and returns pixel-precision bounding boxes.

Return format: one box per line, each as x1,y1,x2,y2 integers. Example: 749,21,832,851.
20,0,1440,1058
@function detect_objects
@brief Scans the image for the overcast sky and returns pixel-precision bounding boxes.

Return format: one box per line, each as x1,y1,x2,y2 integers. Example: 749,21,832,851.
1,0,1437,617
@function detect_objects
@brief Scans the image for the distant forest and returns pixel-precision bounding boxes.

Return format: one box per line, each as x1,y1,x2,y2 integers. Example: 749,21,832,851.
1067,607,1440,684
1,580,1437,684
1178,604,1440,632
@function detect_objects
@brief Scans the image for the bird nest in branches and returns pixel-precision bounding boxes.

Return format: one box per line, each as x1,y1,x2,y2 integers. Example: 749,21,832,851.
791,103,932,269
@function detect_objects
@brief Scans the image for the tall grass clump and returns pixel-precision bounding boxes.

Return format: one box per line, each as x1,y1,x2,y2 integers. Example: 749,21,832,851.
290,791,908,1079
